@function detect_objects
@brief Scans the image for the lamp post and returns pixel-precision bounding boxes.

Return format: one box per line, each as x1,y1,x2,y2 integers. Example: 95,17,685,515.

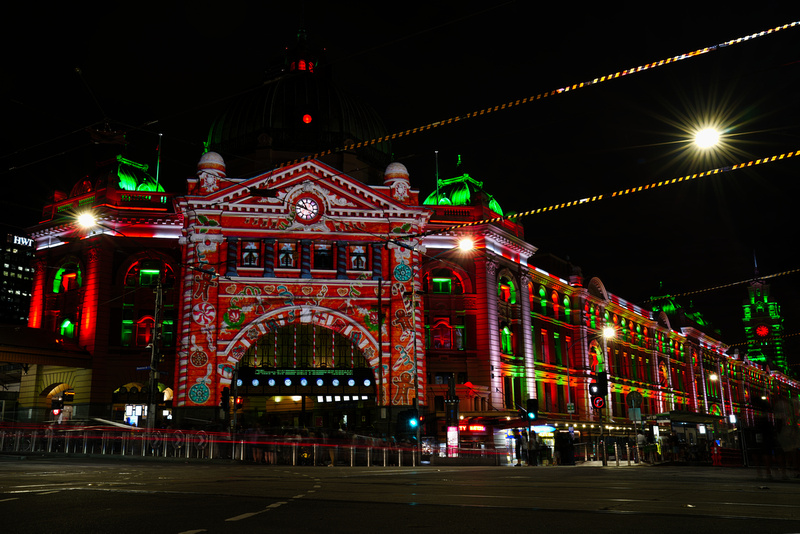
598,323,615,466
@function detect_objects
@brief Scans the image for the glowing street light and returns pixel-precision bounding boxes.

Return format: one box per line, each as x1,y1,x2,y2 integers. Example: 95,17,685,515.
694,128,720,149
602,325,616,340
77,211,98,229
458,237,474,252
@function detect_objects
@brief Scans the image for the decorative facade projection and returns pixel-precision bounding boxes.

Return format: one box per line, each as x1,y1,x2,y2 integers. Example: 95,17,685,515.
173,154,430,425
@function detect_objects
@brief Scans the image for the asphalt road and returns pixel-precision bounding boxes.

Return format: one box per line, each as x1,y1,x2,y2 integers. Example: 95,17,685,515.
0,457,798,533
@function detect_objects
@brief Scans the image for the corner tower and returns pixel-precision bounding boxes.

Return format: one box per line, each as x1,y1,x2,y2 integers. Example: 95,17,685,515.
743,278,786,373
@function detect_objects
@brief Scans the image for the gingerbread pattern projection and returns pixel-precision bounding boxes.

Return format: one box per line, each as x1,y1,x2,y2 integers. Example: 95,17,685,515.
174,157,429,409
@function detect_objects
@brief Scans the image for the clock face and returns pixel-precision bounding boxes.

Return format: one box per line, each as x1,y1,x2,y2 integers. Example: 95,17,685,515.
755,324,770,338
295,196,320,222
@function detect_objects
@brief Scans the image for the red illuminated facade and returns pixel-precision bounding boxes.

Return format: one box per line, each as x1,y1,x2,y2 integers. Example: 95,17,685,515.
23,155,181,423
171,154,430,429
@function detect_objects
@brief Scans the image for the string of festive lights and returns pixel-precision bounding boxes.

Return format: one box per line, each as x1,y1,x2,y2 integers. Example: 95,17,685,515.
274,21,800,169
399,148,800,240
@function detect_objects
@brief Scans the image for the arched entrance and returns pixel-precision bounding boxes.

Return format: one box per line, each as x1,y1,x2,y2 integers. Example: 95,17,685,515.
225,308,380,433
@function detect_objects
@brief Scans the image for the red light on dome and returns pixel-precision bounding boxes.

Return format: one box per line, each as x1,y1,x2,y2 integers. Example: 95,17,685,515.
302,114,313,124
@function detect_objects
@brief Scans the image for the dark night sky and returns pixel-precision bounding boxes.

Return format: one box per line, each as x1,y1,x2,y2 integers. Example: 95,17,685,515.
3,2,800,360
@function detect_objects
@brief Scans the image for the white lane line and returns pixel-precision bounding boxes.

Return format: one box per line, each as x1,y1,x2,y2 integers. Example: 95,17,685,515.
226,512,261,522
0,498,19,502
226,501,288,522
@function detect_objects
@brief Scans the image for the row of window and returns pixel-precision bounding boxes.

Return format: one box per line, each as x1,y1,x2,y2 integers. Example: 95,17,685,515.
232,240,375,273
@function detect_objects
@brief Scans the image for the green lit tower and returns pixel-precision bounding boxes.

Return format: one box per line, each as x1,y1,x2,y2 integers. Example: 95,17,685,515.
743,277,786,373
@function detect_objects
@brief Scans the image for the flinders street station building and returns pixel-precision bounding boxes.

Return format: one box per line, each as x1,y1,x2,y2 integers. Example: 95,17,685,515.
5,32,798,460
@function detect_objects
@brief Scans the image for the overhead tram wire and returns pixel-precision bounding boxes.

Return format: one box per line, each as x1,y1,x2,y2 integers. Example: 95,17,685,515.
267,21,800,171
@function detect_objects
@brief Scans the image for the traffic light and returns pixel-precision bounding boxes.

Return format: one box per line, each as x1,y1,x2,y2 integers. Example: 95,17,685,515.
51,397,63,415
525,398,539,421
220,387,230,412
407,409,420,430
398,409,420,432
590,373,607,409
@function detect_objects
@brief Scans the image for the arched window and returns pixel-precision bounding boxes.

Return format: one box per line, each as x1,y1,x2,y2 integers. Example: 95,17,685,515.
53,263,81,293
59,318,76,339
243,324,371,370
498,276,516,304
500,324,513,355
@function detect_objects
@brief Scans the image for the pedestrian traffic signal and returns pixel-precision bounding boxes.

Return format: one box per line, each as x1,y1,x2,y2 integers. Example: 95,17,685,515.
590,373,607,409
51,397,63,416
525,398,539,420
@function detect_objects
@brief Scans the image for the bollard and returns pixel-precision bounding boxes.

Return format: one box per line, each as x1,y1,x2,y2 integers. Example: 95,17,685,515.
614,442,620,467
626,443,631,466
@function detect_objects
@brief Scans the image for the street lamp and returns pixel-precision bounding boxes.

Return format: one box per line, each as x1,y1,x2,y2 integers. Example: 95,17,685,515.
694,128,721,149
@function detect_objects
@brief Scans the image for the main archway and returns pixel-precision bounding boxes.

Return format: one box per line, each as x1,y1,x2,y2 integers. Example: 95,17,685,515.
219,307,382,432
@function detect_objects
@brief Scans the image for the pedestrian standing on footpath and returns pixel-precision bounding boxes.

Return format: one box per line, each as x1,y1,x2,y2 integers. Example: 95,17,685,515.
528,430,537,466
520,430,529,466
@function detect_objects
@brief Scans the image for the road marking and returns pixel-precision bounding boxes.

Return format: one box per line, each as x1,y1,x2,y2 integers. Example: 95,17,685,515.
0,498,19,502
226,512,260,522
226,501,287,522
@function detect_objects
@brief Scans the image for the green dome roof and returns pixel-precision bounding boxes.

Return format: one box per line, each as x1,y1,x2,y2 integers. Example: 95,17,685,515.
422,173,503,215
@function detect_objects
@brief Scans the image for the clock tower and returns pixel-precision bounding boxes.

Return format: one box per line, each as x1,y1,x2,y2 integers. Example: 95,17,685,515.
743,278,787,373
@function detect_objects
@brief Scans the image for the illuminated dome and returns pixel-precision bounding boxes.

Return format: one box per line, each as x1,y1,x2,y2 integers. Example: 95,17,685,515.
384,162,409,184
197,151,226,178
423,173,504,215
207,30,391,180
